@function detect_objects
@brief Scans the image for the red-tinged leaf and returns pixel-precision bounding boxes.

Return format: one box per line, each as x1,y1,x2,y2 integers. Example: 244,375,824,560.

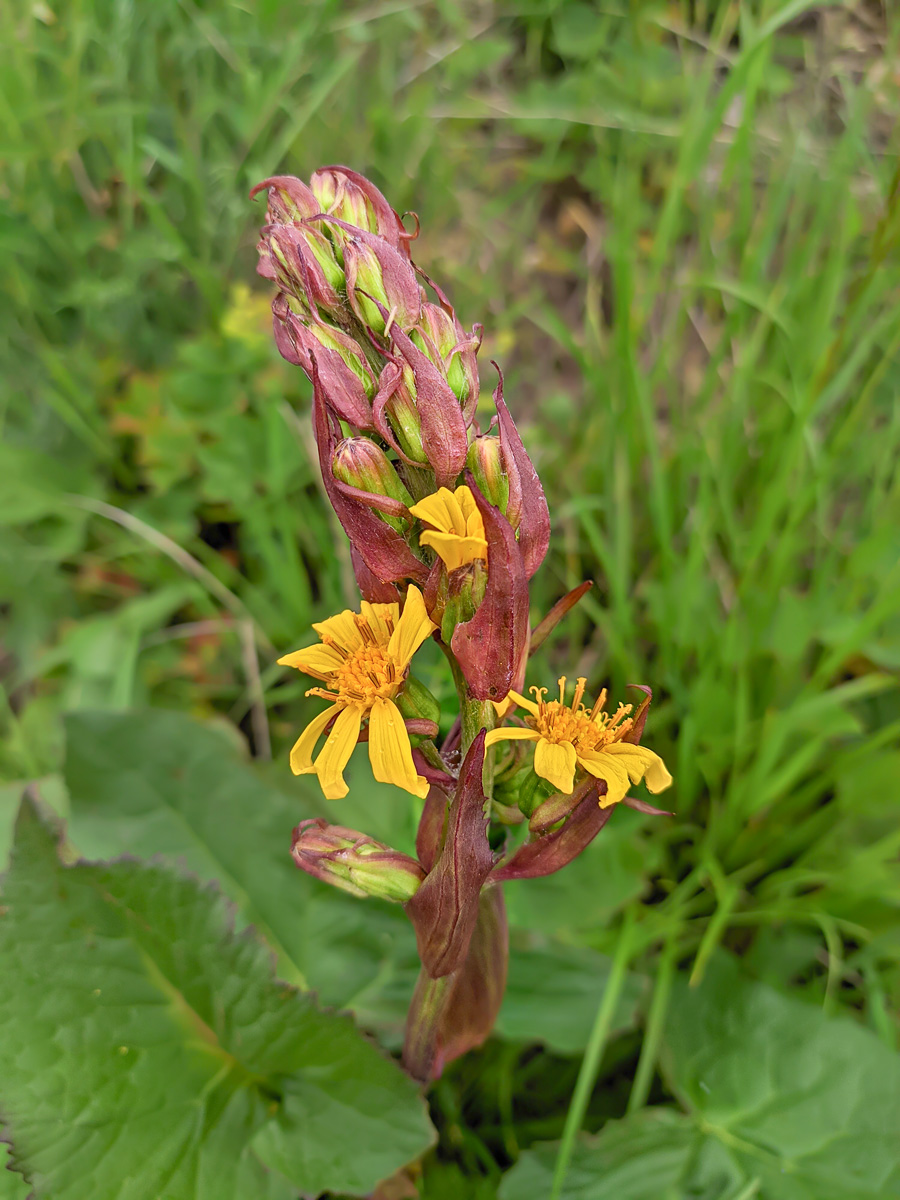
623,796,673,817
490,782,614,882
529,581,594,655
405,732,493,977
414,784,451,872
312,166,411,255
624,685,653,745
311,357,428,586
492,365,550,579
331,478,411,523
451,476,529,701
432,886,508,1076
527,777,595,833
272,296,373,429
249,174,319,222
350,547,400,603
387,324,469,489
357,719,438,743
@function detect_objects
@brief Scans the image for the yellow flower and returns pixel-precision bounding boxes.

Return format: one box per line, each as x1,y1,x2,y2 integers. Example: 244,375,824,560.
278,586,436,800
485,676,672,807
408,485,488,572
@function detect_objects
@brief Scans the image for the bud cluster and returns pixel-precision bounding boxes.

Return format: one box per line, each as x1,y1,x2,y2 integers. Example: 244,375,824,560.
253,165,549,701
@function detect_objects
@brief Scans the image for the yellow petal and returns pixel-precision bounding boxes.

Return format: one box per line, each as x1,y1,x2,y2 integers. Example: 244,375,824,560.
456,485,481,533
312,609,363,653
289,704,341,775
484,727,541,748
387,585,435,670
368,698,429,799
408,488,456,534
533,737,577,794
314,704,362,799
419,530,488,572
277,643,344,676
605,743,673,793
506,688,540,717
577,751,632,808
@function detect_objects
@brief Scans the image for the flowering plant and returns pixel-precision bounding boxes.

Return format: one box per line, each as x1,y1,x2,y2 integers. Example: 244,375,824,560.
253,166,672,1082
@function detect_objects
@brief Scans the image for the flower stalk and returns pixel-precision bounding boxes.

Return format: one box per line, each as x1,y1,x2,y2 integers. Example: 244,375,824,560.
253,165,673,1084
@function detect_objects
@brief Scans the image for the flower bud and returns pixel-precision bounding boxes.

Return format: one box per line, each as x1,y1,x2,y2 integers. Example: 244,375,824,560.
271,296,374,429
291,819,425,902
377,363,429,464
466,436,510,515
412,304,480,414
311,169,375,234
264,224,346,321
332,438,413,533
396,673,441,729
310,166,410,254
250,175,320,225
344,238,421,334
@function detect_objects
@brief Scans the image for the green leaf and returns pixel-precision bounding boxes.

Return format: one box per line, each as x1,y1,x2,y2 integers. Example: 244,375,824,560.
495,942,644,1055
63,709,419,1008
661,955,900,1197
0,798,434,1200
497,1109,722,1199
501,957,900,1199
0,1145,31,1200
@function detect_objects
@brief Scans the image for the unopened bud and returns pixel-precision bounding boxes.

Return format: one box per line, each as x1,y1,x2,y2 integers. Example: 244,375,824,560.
310,167,409,253
332,438,412,532
311,169,376,235
250,175,320,225
383,367,428,464
440,559,486,644
396,674,441,729
307,322,377,400
344,239,421,334
466,436,510,516
265,225,345,319
412,305,480,410
291,819,425,902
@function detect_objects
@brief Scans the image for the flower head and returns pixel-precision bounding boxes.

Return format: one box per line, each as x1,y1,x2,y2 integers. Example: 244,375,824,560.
485,676,672,806
409,485,488,572
278,586,436,800
291,818,425,901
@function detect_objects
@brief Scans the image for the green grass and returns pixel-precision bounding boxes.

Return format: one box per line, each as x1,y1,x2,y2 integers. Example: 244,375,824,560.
2,0,899,1195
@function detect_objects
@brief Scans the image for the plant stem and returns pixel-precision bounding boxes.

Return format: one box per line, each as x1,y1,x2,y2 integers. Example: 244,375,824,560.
402,967,456,1084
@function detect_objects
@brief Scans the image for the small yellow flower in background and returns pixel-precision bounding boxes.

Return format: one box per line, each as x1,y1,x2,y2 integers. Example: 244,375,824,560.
486,676,672,806
278,586,436,800
408,485,488,571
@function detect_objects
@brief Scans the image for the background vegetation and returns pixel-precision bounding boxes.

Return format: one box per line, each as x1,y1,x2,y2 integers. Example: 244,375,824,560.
2,1,899,1196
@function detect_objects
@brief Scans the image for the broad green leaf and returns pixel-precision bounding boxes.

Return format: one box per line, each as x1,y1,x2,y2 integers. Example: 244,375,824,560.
63,709,419,1007
0,799,434,1200
497,1108,732,1199
661,955,900,1197
0,1146,31,1200
496,942,644,1055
